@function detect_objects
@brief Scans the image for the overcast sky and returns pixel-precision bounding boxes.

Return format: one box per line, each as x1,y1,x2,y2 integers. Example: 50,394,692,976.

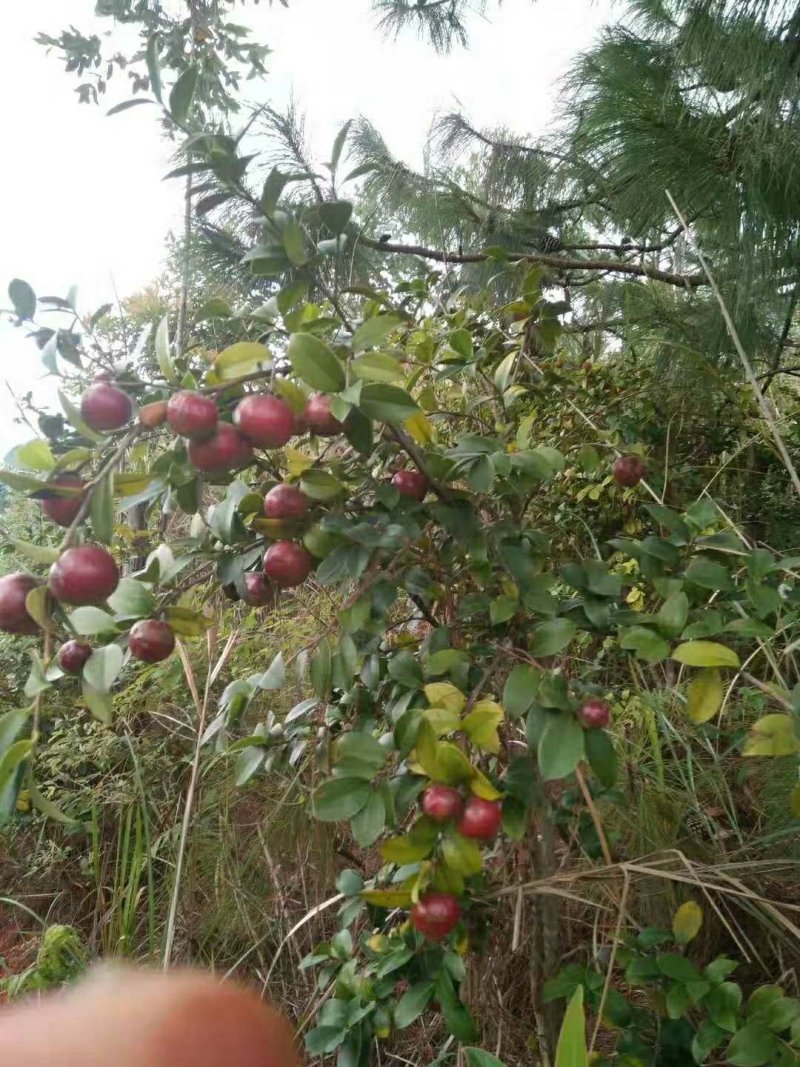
0,0,614,452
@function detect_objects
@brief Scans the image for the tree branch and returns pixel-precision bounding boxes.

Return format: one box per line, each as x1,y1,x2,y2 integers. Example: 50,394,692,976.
361,236,705,289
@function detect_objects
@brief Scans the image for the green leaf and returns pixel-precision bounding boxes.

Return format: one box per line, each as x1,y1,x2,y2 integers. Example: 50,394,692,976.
107,578,156,621
351,352,403,382
313,778,371,821
10,538,60,565
145,33,162,102
673,901,703,944
319,199,353,234
657,954,699,982
686,668,724,723
726,1021,778,1066
329,121,352,173
350,789,386,846
169,63,199,125
529,618,576,658
282,218,308,266
164,607,210,637
154,313,176,383
707,981,742,1032
462,699,503,754
28,780,79,825
334,731,386,779
358,383,419,424
9,278,36,320
83,644,124,692
555,986,588,1067
395,981,436,1029
69,607,118,636
214,341,270,381
0,709,30,756
13,439,55,472
673,641,740,668
82,681,113,725
90,473,114,545
692,1020,727,1063
256,652,285,691
442,831,483,875
59,389,102,442
0,739,32,794
619,625,671,663
235,745,265,787
685,557,733,591
288,333,345,393
351,314,400,352
310,638,332,699
261,167,288,215
666,983,691,1020
584,728,616,788
300,469,346,501
742,714,800,757
304,1027,345,1056
538,715,584,781
657,592,689,638
465,1051,507,1067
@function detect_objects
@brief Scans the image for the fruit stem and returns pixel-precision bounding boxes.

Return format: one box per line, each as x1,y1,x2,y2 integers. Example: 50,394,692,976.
58,428,140,550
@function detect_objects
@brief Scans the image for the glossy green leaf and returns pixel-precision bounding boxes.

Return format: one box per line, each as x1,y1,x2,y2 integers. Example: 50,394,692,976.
313,778,371,821
83,644,124,692
350,789,386,846
90,473,114,544
214,341,270,380
673,641,740,668
300,469,346,500
8,278,35,320
538,714,584,781
10,539,60,565
351,315,400,352
169,63,199,125
108,578,156,620
69,607,119,636
59,389,102,442
394,981,436,1029
351,353,403,382
358,384,419,423
529,618,576,658
726,1021,778,1066
464,1051,507,1067
687,668,723,723
287,333,345,392
742,714,800,756
584,728,616,788
319,199,353,234
555,986,588,1067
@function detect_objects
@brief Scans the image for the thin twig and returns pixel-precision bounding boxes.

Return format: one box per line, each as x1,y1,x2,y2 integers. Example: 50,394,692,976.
575,764,613,867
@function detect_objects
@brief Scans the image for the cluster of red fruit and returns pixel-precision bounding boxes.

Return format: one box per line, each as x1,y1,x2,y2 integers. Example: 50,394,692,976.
409,788,501,941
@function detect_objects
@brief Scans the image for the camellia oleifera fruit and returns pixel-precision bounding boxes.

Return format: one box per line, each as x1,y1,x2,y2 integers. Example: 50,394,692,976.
612,454,646,488
188,423,253,474
264,484,309,521
138,400,168,429
421,785,464,823
233,394,295,448
80,376,133,432
242,572,276,607
392,469,428,502
303,395,342,437
48,545,120,606
410,893,461,941
166,391,218,440
0,573,40,635
577,699,611,729
41,472,86,528
263,541,314,589
129,619,175,663
457,796,502,841
57,640,93,674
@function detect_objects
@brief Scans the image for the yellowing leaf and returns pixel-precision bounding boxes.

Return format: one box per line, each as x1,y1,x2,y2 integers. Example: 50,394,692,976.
361,888,414,908
469,767,502,800
273,377,307,413
462,699,504,755
441,832,483,876
214,341,270,380
790,783,800,819
672,900,703,944
686,668,723,724
742,714,800,757
404,410,434,444
435,742,474,785
285,448,315,477
423,706,460,737
424,682,465,714
672,641,740,668
413,719,440,778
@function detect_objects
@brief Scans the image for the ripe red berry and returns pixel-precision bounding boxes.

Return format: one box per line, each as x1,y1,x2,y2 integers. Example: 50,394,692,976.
129,619,175,663
188,423,253,474
49,545,120,606
303,395,342,437
422,785,463,823
80,377,133,432
391,470,428,502
612,455,646,488
166,391,218,440
410,893,461,941
57,640,92,674
0,573,40,635
457,796,502,841
41,472,86,527
242,572,276,607
263,541,314,589
292,411,310,436
264,484,309,521
577,699,611,729
139,400,168,429
233,395,294,448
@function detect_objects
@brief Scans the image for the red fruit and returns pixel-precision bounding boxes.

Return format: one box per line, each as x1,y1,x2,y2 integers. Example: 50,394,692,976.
264,484,309,520
233,395,294,448
392,470,428,502
49,545,120,606
129,619,175,663
57,640,92,674
188,423,253,474
139,401,168,428
41,472,86,527
242,572,276,607
263,541,314,589
612,455,646,488
166,391,218,440
292,411,309,436
410,893,461,941
80,377,133,432
422,785,463,823
303,395,342,437
0,573,40,635
457,796,502,841
578,699,611,729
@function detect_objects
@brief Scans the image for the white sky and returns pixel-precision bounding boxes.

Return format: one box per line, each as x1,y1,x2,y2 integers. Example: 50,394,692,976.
0,0,614,452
